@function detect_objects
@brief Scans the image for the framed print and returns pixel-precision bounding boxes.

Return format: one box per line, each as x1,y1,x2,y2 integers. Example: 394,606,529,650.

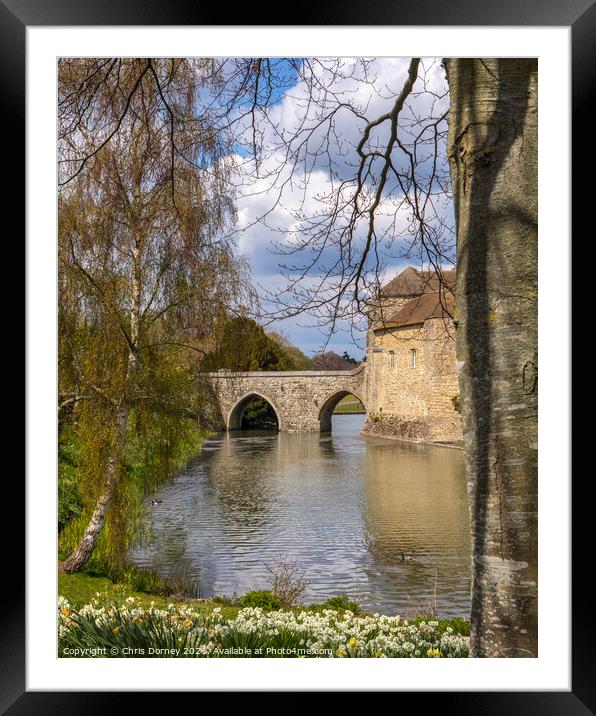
12,0,585,707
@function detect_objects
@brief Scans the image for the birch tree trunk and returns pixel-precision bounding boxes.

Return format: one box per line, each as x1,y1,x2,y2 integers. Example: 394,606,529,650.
59,405,129,573
445,58,538,657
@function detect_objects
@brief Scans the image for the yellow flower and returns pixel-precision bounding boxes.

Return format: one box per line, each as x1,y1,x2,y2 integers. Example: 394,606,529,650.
336,648,347,657
112,626,122,635
347,637,358,650
59,609,70,617
183,619,193,628
427,648,441,658
375,649,383,658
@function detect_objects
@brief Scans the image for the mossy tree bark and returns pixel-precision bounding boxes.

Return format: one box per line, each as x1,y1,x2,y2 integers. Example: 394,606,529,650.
445,58,538,657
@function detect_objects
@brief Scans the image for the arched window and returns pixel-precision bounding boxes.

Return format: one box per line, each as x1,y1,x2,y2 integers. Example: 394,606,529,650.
389,350,395,368
410,348,417,367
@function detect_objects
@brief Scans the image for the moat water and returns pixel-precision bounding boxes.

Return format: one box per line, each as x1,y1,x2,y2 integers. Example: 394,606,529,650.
129,415,471,617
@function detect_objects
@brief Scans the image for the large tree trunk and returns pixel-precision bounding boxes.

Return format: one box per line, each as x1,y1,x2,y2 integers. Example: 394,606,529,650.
445,58,538,657
59,405,129,573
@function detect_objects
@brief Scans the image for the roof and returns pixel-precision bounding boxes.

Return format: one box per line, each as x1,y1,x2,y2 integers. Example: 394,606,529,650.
378,291,454,330
380,266,456,298
373,266,456,330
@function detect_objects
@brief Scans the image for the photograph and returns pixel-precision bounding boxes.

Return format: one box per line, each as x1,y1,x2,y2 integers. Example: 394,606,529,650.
55,55,537,661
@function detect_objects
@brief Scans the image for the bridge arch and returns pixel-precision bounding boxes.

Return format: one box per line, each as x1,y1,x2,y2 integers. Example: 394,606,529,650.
227,392,282,431
318,390,366,432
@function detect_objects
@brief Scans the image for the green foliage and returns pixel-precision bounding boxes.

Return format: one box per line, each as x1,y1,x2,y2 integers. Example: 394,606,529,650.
58,426,83,532
241,398,278,429
314,595,362,614
59,567,201,608
202,317,296,373
240,590,284,611
267,331,313,369
119,566,200,599
59,413,207,571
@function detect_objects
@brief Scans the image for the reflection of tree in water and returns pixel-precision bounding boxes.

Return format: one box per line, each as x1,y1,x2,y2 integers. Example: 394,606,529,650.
209,431,334,532
241,397,279,430
129,501,199,585
208,433,280,531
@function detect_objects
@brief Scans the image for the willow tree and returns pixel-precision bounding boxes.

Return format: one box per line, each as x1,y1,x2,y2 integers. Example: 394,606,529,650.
58,59,250,573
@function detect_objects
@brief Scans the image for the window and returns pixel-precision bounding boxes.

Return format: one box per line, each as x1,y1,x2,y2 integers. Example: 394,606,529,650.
410,348,417,367
389,350,395,368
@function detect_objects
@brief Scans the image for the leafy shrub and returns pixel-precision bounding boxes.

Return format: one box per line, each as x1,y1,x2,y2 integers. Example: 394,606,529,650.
316,595,362,614
240,590,284,611
211,595,234,606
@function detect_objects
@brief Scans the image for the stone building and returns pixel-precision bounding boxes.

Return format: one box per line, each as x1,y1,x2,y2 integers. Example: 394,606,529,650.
361,266,462,444
205,265,462,444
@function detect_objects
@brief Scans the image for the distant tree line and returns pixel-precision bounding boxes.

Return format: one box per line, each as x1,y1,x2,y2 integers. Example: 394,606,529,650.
200,316,361,373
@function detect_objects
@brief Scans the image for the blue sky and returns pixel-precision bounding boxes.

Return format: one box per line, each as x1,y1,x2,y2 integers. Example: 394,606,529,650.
227,58,452,359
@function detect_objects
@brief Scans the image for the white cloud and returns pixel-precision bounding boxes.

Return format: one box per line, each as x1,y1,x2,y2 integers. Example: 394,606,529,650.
221,58,452,354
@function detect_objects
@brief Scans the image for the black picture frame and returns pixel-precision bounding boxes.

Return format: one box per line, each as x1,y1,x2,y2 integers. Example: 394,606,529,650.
11,0,585,708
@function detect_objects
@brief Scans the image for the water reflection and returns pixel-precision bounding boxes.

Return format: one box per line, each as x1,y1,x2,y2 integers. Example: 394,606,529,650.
129,415,471,617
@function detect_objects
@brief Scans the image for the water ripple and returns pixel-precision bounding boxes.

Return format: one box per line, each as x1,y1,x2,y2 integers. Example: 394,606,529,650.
128,415,471,617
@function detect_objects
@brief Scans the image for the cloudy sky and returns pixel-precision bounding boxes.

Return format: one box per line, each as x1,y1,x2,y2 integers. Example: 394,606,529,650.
225,58,453,359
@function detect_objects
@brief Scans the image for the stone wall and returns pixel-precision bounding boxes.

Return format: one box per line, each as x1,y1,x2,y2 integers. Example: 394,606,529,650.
362,317,462,443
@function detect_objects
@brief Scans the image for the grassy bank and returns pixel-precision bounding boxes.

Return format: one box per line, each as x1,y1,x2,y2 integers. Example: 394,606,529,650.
59,572,240,619
58,572,470,659
59,572,361,618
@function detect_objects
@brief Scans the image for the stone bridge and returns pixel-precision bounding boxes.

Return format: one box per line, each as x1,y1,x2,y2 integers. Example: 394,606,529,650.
206,365,366,432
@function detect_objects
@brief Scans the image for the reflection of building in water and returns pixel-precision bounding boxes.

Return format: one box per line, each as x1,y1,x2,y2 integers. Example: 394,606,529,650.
362,267,462,444
362,440,470,562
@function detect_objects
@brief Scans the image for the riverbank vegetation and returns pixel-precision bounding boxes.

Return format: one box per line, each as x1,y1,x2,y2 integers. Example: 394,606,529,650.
58,576,470,658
